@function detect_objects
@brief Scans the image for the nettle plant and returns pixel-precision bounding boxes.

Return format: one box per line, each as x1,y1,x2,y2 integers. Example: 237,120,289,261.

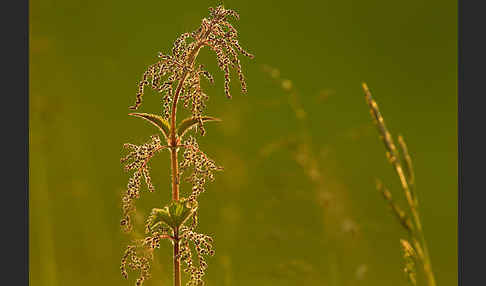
119,6,253,286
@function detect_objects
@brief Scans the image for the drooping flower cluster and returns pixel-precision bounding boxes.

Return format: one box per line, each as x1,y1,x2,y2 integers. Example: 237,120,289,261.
180,136,223,202
120,229,171,286
178,64,212,135
129,5,253,135
205,6,254,98
120,135,165,232
178,226,215,286
120,243,153,286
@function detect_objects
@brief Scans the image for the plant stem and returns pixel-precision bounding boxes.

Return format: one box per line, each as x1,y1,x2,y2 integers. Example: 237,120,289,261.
173,227,181,286
411,209,436,286
169,74,185,286
168,20,215,285
169,42,204,286
170,146,180,201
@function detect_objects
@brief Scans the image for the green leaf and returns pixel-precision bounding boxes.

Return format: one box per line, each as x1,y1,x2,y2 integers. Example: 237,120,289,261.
177,116,221,138
148,199,198,230
147,207,171,231
168,199,197,228
128,113,171,140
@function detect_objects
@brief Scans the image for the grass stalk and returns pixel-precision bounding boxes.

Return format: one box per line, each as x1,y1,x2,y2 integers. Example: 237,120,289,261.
363,83,436,286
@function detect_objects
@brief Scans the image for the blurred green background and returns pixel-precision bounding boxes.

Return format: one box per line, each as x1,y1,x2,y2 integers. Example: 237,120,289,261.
30,0,457,285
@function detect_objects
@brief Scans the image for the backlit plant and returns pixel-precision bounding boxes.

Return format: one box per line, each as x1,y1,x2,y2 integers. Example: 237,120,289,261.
362,83,436,286
119,6,253,286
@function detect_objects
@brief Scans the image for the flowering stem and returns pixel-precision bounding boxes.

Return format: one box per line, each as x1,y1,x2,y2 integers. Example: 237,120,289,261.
169,76,184,286
169,41,204,286
121,7,252,286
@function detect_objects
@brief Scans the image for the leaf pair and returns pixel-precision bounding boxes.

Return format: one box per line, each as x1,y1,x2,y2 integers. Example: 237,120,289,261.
128,113,221,141
147,199,198,230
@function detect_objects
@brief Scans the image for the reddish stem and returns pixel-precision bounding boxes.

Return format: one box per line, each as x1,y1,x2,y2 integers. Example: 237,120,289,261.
168,20,216,286
173,227,181,286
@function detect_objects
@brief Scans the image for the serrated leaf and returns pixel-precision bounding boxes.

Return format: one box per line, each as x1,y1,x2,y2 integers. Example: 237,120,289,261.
177,116,222,138
129,113,171,140
147,208,171,231
168,200,196,228
148,199,197,230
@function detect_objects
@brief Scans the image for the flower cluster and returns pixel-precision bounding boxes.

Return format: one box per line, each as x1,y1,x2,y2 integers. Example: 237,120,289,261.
120,135,165,232
120,243,153,286
179,64,212,134
178,226,215,286
120,229,174,286
205,6,254,98
129,5,253,134
180,136,223,202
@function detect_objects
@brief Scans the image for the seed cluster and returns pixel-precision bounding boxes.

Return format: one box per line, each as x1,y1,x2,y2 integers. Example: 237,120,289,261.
377,180,414,233
178,226,215,286
179,64,212,135
180,136,223,202
121,217,173,286
364,83,436,286
129,5,253,134
400,239,417,286
120,243,153,286
120,135,165,232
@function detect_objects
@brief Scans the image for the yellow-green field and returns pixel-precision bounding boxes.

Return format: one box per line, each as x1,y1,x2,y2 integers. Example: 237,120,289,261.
30,1,457,285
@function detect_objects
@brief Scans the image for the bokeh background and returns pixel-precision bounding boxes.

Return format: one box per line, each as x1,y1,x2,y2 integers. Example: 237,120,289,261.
29,0,457,285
